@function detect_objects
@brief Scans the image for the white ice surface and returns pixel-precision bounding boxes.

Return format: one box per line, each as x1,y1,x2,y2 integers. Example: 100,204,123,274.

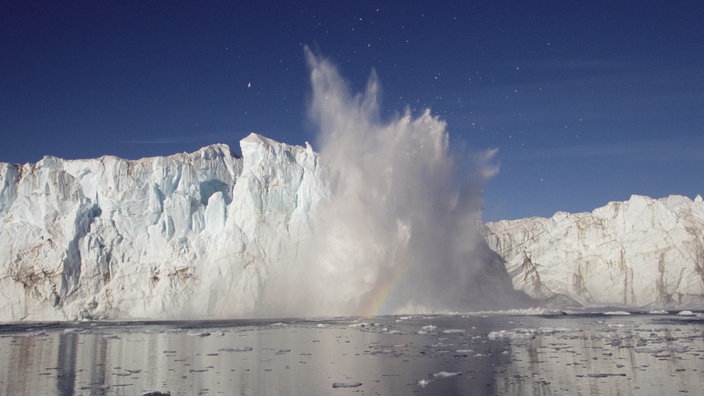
3,133,702,321
486,194,704,308
0,134,324,321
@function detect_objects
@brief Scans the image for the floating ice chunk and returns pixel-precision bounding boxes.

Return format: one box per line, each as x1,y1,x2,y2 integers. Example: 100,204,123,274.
332,382,362,388
418,371,462,388
488,329,533,340
604,311,631,316
218,346,254,352
487,326,578,340
648,310,668,314
418,325,437,334
677,310,695,316
442,329,465,334
432,371,461,378
607,323,637,328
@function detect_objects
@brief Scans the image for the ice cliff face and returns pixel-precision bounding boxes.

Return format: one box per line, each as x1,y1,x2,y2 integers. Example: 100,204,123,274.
0,133,323,321
486,195,704,308
4,131,700,321
0,131,526,322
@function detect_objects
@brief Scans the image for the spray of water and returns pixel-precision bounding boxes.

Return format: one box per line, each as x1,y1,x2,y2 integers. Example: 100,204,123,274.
260,49,525,317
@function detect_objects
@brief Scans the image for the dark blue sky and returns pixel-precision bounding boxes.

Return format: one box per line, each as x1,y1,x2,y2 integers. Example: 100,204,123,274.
2,1,703,221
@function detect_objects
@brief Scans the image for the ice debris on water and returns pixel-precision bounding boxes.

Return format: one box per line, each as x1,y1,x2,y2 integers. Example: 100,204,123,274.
433,371,462,378
418,371,462,388
187,331,211,337
488,327,578,340
218,346,253,352
332,382,362,388
421,324,437,331
418,324,437,334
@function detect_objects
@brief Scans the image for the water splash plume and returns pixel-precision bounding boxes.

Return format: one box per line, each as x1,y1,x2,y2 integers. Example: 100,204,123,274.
260,49,523,317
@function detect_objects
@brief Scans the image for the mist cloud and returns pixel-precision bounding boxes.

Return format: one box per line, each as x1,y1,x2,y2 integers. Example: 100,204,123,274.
268,48,510,316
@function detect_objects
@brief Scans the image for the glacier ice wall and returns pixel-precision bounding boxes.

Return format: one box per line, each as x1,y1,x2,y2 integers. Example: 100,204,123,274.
0,52,526,321
486,194,704,308
0,138,326,321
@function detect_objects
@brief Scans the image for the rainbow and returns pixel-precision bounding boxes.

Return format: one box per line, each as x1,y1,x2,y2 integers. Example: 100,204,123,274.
358,261,409,317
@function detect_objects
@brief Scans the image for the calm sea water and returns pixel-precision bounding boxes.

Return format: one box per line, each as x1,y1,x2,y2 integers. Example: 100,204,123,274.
1,311,702,395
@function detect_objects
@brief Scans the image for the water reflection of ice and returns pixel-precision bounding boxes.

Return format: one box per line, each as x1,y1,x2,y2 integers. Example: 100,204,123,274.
0,313,702,395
